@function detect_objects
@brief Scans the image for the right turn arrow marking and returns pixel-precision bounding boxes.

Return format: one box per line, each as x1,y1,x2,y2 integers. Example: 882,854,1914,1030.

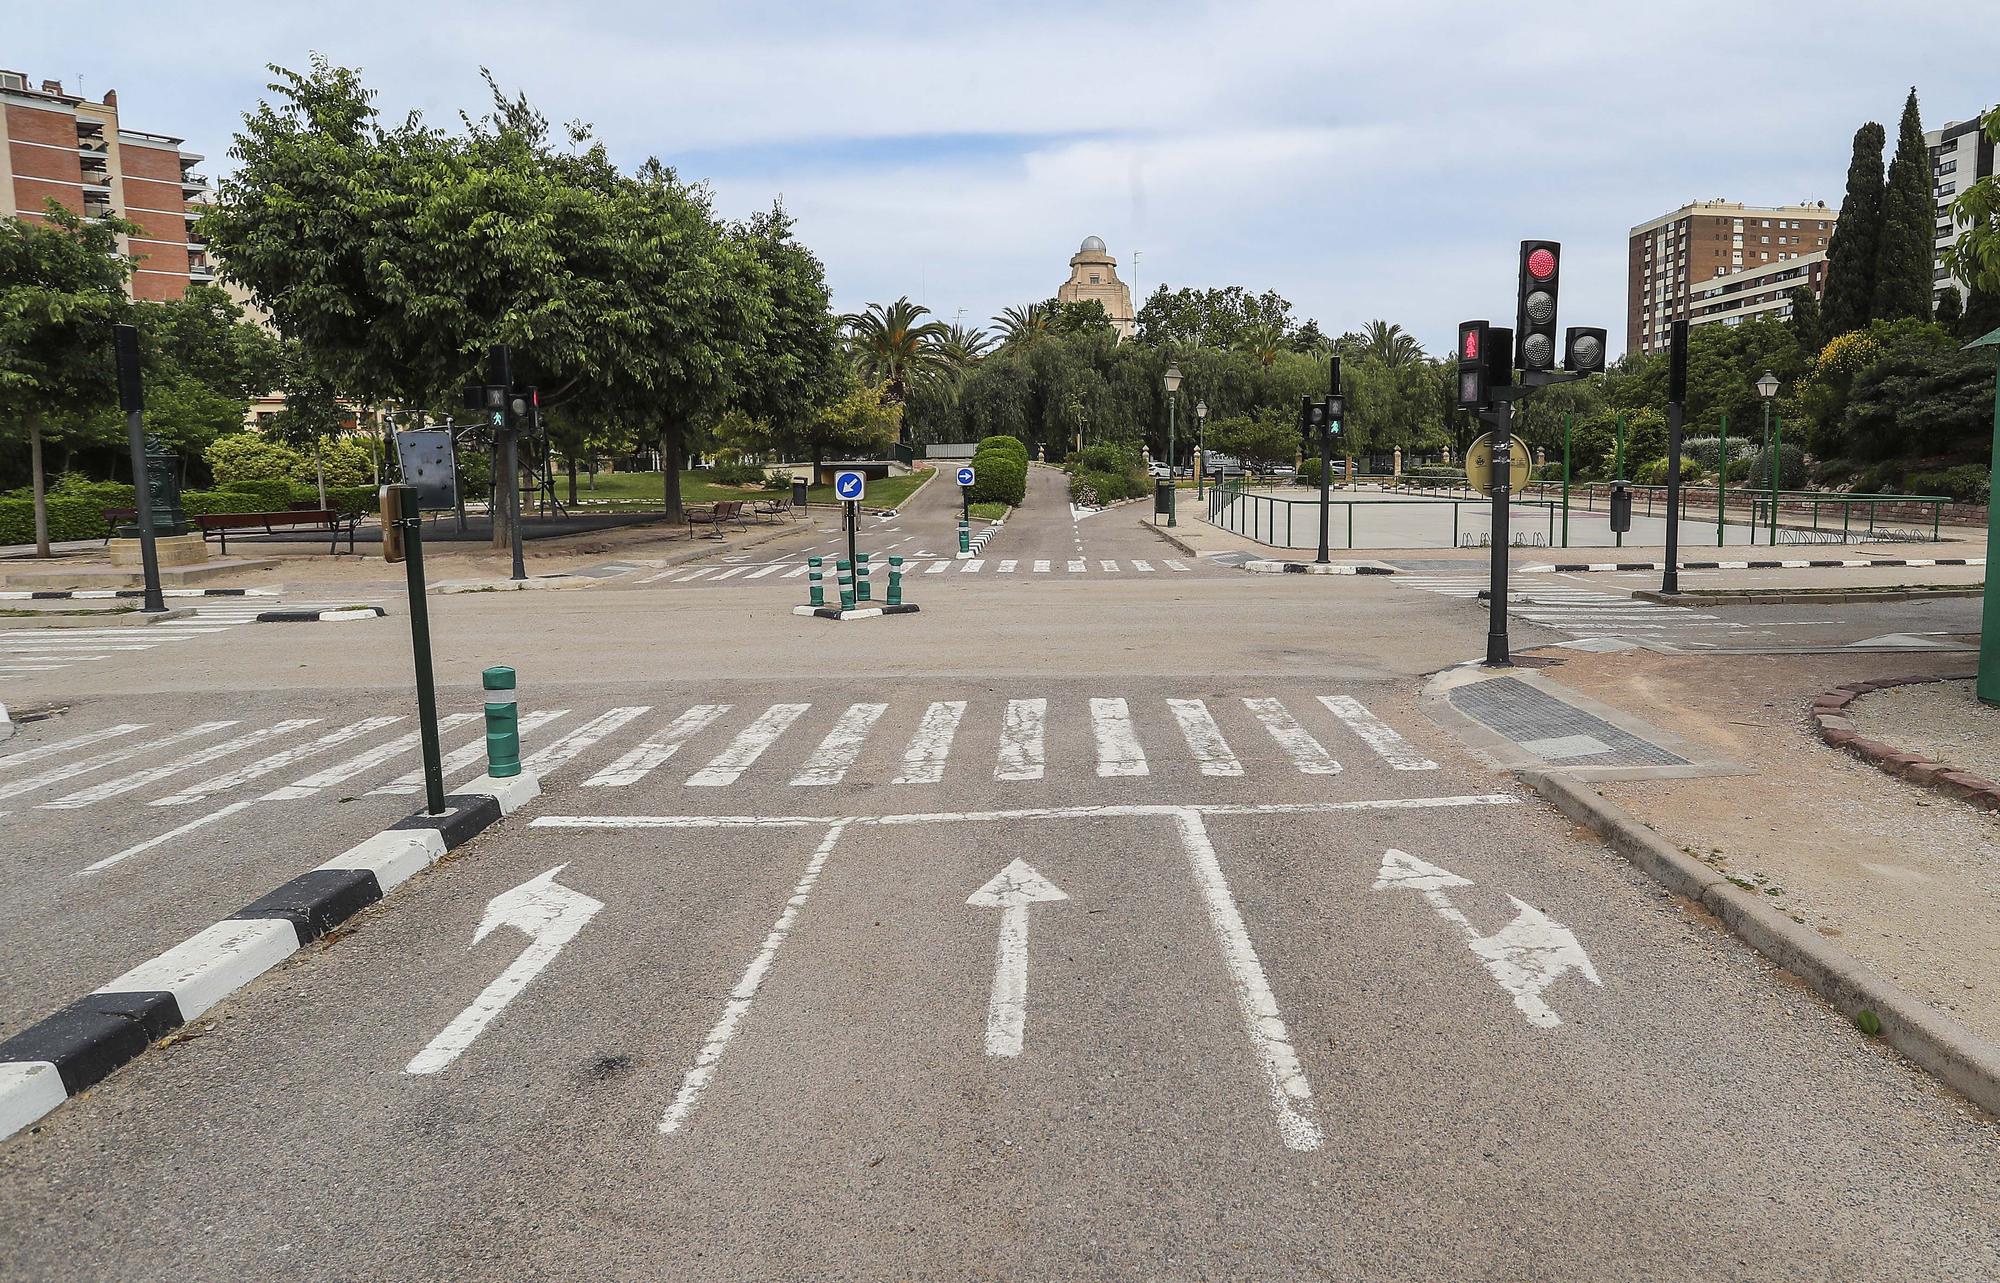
967,858,1069,1057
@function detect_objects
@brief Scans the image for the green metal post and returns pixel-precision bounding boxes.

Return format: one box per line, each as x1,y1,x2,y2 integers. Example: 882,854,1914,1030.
958,520,970,556
1561,413,1571,548
1768,413,1781,544
1979,355,2000,705
856,551,872,602
397,487,446,815
1614,412,1625,549
1716,411,1727,547
837,560,854,611
483,665,520,778
888,555,903,606
1166,392,1178,527
808,556,824,607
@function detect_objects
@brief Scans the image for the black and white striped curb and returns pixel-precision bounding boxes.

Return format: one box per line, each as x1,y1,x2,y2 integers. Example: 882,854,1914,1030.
791,604,922,621
254,606,387,623
0,771,539,1142
1520,557,1984,574
0,588,279,601
1244,560,1396,576
966,518,1004,556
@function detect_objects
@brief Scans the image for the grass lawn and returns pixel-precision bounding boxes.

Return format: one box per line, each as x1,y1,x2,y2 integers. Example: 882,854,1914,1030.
560,469,931,512
969,501,1011,521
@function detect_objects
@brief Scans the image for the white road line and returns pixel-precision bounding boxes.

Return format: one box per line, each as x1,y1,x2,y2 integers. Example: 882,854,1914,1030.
1244,698,1341,775
1033,560,1051,573
709,567,747,581
1165,559,1190,572
1100,560,1120,572
660,821,849,1136
996,698,1047,781
0,723,146,770
924,561,949,575
81,799,260,875
781,566,808,579
893,701,967,784
1172,809,1323,1152
744,564,783,580
261,713,483,799
1089,697,1148,777
373,709,570,795
40,719,322,809
1133,560,1154,572
1067,559,1087,573
672,568,715,583
688,703,810,787
1318,695,1437,771
150,716,404,807
583,705,730,788
961,559,984,572
1167,699,1243,777
998,560,1018,573
534,796,1523,831
791,703,888,786
0,721,237,804
522,706,651,777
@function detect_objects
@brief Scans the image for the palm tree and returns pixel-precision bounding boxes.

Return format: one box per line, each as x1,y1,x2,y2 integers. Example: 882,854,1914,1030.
1361,319,1423,368
991,301,1053,351
1234,320,1288,368
840,297,948,402
936,322,994,373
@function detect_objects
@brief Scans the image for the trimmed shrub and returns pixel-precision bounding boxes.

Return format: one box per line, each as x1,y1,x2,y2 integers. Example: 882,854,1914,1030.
710,461,769,486
1737,443,1808,490
179,489,274,518
293,438,376,489
976,434,1028,465
1904,465,1989,503
220,478,304,510
967,454,1026,506
323,485,379,518
0,496,114,544
206,434,304,485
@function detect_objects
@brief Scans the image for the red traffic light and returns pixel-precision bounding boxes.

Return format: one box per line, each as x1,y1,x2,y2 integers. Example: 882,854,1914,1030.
1527,247,1556,280
1461,329,1480,360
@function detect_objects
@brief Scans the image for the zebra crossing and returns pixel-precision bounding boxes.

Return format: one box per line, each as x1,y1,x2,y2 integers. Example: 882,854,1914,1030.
0,599,382,680
1391,573,1735,645
5,692,1440,836
641,556,1196,585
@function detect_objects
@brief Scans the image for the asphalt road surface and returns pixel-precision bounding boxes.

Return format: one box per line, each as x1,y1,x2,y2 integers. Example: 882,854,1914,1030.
1,512,1995,1281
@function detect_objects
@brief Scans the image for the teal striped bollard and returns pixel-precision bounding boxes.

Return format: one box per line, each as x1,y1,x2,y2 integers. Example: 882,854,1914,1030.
887,555,903,606
807,556,824,607
837,559,854,611
483,665,520,778
958,519,970,555
856,551,872,601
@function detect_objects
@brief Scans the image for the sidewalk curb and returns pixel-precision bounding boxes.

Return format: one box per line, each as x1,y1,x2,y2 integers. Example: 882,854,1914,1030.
1638,587,1982,607
1137,519,1202,559
0,587,278,600
791,604,920,621
1810,673,1997,812
1521,767,2000,1117
0,770,540,1144
0,702,12,744
254,606,388,623
1521,556,1983,574
1244,560,1396,576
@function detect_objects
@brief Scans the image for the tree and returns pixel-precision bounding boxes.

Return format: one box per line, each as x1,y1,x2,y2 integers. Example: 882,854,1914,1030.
0,204,136,556
725,205,842,441
1872,89,1934,322
1945,109,2000,300
1820,121,1886,337
841,297,945,403
1234,320,1287,368
1207,409,1295,471
1134,285,1292,349
1844,343,1997,461
1787,286,1825,357
1961,281,2000,341
1358,320,1424,368
991,302,1052,351
1935,288,1964,330
803,375,901,469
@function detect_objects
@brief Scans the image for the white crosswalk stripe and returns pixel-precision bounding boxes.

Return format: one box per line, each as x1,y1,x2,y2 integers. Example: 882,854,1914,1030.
150,716,405,807
997,698,1047,781
372,709,572,795
688,703,809,786
1393,573,1739,644
1317,696,1437,770
0,721,237,804
1167,698,1243,777
584,705,730,788
0,598,384,678
636,556,1200,585
1089,697,1148,777
791,703,889,786
1243,698,1342,775
43,719,323,808
894,701,967,784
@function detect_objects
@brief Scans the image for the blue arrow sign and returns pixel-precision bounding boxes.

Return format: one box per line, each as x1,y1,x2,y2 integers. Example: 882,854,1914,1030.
834,470,866,502
956,465,976,487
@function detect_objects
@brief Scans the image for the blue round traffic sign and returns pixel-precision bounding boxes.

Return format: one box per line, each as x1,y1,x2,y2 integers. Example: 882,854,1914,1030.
956,466,976,487
834,470,865,501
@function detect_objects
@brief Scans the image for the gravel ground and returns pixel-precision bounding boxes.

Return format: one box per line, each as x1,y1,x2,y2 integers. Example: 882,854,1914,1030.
1853,678,2000,784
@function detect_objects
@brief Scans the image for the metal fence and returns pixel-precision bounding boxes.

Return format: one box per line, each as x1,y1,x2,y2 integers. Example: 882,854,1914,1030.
1205,481,1559,550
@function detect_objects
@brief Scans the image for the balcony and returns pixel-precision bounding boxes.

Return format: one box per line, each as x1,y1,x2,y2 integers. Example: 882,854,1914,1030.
180,173,209,195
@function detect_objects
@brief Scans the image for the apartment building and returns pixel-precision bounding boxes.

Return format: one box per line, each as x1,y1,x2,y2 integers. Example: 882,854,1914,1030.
1928,111,1996,309
0,68,210,301
1627,200,1836,355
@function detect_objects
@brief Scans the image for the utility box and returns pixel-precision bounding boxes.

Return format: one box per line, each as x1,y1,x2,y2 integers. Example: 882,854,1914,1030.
1609,483,1633,534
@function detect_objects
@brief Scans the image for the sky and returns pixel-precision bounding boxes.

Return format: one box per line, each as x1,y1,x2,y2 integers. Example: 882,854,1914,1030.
12,2,1999,358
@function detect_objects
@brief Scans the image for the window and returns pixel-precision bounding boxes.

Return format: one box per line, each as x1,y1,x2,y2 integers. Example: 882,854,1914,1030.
1088,274,1099,283
1760,235,1769,243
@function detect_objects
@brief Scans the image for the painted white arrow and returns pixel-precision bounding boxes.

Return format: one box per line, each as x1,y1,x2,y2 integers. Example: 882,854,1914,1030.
1374,849,1600,1028
406,865,604,1075
967,859,1068,1057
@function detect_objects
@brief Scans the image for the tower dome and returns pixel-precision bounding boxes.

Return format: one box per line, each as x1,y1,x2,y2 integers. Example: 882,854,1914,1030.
1078,235,1107,253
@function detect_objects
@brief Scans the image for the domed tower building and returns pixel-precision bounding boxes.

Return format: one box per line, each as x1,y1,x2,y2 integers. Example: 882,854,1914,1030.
1056,235,1136,338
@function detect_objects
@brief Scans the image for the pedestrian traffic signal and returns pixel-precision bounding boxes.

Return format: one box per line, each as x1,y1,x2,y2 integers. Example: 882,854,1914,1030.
1563,327,1607,374
1486,326,1514,391
1667,318,1689,403
1456,320,1489,409
1326,394,1344,435
1514,240,1561,372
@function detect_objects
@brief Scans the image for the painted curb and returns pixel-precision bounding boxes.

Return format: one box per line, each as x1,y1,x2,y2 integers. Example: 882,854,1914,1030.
0,702,12,745
1244,561,1396,576
0,769,538,1144
0,587,279,600
1521,767,2000,1117
791,604,921,621
1810,673,1998,812
1518,557,1983,574
254,606,387,623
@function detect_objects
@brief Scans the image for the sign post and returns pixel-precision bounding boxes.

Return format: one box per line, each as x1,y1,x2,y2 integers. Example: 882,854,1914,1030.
956,464,976,558
1972,325,2000,706
113,324,166,614
835,470,865,578
382,483,445,815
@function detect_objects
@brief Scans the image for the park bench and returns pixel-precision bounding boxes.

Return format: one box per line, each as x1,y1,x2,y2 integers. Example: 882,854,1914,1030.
751,496,797,523
684,500,747,539
195,508,360,555
102,508,137,542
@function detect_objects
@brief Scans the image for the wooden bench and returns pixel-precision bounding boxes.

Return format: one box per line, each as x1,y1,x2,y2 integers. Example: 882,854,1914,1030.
685,500,747,539
751,496,797,523
103,508,137,542
196,509,359,555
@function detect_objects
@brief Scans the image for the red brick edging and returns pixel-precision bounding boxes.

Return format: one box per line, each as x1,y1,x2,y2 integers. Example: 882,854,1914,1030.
1811,673,1999,812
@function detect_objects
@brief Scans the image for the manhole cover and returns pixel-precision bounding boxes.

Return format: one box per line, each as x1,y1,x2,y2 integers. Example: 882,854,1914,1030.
1447,676,1687,768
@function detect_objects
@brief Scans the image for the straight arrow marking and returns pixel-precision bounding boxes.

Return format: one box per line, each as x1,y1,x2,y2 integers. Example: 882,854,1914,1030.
1373,849,1601,1028
406,865,603,1075
967,859,1068,1057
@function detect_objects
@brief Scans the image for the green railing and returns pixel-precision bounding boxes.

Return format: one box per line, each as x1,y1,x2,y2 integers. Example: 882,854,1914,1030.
1206,484,1559,550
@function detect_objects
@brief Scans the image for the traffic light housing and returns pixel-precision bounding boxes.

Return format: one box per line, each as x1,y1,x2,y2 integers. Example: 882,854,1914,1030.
1564,326,1607,374
1666,319,1689,402
1456,320,1489,409
1486,326,1514,392
1515,240,1561,372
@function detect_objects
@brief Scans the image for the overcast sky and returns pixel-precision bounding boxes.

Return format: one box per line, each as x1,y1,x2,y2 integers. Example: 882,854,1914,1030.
13,2,1998,357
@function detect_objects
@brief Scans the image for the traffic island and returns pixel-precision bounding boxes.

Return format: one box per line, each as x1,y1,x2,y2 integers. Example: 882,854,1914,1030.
1244,560,1396,575
254,606,388,623
1812,673,1998,811
792,603,920,621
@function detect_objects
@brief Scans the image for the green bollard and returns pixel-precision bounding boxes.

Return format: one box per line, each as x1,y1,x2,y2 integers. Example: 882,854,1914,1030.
958,520,970,556
483,665,520,778
808,556,824,607
888,555,903,606
856,551,872,602
837,559,854,611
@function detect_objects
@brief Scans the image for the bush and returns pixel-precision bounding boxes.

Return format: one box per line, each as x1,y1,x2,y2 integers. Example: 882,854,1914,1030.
293,438,376,488
1633,456,1708,486
0,496,114,544
323,485,380,518
220,478,305,510
976,434,1028,465
1905,465,1990,503
710,461,769,486
50,475,138,508
1295,458,1322,487
1737,443,1807,490
967,454,1026,506
206,433,304,486
180,489,274,518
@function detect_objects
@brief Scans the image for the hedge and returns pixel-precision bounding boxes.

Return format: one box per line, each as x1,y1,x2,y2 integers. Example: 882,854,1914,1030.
0,496,113,545
967,454,1026,506
976,434,1028,465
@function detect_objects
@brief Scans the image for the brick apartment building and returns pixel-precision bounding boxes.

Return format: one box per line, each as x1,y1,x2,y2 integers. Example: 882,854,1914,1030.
0,68,210,301
1626,200,1836,356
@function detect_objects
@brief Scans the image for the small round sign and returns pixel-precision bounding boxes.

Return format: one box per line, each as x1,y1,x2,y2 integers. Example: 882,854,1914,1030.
956,465,976,487
834,470,866,502
1464,432,1532,494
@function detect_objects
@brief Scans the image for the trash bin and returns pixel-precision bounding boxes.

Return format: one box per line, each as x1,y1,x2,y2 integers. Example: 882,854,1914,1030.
1154,479,1172,516
1608,482,1632,533
792,477,809,508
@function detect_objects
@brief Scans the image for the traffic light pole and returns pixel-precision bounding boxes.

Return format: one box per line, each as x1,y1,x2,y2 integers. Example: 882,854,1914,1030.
505,428,525,582
1316,425,1331,564
1484,395,1516,667
1662,399,1685,597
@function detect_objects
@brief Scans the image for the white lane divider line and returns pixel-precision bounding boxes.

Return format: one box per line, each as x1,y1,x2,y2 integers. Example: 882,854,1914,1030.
1133,560,1154,572
583,705,731,788
998,560,1018,574
687,703,810,787
0,721,237,804
372,710,570,795
149,716,405,807
1173,809,1324,1152
1089,697,1148,777
81,799,261,875
1165,559,1190,572
0,723,147,771
660,821,849,1136
1318,695,1438,771
43,719,323,810
522,706,651,778
791,703,889,786
893,701,967,785
744,564,784,580
1167,699,1244,777
260,713,484,800
996,698,1047,781
1243,698,1341,775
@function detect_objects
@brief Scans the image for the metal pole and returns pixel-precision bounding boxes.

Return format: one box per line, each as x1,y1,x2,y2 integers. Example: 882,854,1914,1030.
847,499,859,575
505,428,525,582
1613,411,1625,549
1663,400,1685,596
399,487,446,815
1485,399,1513,666
112,325,166,613
1716,411,1727,547
1769,412,1782,545
1166,393,1178,527
1979,356,2000,705
1316,422,1331,564
1561,413,1571,548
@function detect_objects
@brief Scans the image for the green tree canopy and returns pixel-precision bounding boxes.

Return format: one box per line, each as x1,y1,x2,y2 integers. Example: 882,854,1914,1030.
1872,88,1935,322
1821,121,1886,337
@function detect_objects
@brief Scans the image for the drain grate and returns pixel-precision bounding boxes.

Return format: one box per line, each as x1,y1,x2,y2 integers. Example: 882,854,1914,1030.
1447,676,1688,768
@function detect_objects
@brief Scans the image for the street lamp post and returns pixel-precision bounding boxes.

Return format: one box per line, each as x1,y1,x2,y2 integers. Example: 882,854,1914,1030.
1195,399,1208,499
1163,363,1183,527
1757,369,1780,546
